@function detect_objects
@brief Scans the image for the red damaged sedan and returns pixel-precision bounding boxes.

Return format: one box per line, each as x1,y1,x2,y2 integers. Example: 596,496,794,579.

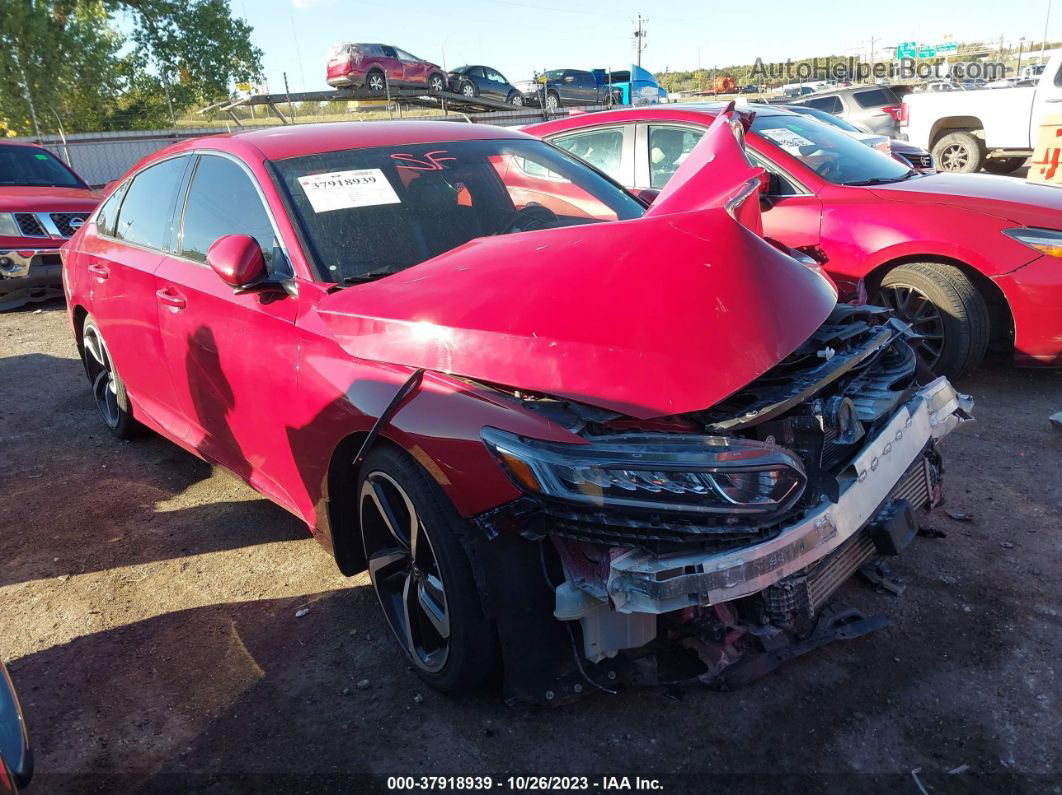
62,115,971,702
527,105,1062,377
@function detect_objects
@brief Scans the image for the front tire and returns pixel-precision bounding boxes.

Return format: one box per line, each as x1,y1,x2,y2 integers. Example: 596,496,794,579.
358,446,497,693
507,91,523,106
81,314,139,439
428,73,447,94
460,80,477,98
876,262,989,380
932,131,984,173
982,156,1026,175
545,91,560,111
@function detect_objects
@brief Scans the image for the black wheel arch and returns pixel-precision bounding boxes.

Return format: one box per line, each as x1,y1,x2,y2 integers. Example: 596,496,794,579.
865,255,1014,349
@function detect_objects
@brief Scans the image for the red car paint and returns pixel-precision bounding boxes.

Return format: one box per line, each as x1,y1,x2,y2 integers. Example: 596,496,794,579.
326,42,444,92
62,119,835,560
526,106,1062,367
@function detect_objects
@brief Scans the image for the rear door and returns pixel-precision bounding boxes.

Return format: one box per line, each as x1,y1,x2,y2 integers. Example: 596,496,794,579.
78,155,192,438
1031,59,1062,145
379,46,404,85
154,152,301,510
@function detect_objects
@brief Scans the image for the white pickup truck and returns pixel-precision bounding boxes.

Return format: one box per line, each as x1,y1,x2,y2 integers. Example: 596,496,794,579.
900,53,1062,173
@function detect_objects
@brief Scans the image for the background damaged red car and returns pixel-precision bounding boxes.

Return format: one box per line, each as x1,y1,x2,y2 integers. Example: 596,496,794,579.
60,112,971,703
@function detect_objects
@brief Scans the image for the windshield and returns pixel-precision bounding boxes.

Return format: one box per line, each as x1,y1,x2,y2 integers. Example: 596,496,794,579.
272,138,645,283
0,145,87,188
751,115,912,185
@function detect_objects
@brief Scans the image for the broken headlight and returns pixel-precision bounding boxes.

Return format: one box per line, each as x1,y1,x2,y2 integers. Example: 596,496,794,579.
481,428,806,516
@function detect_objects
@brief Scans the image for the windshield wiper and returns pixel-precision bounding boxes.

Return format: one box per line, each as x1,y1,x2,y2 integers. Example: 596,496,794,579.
339,269,401,285
843,170,919,187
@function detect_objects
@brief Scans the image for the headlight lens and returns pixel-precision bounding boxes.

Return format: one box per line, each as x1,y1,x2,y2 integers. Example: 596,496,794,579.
1003,227,1062,258
481,428,806,516
0,213,21,237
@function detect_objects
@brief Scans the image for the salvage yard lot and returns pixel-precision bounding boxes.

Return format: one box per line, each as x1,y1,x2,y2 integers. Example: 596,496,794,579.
0,303,1059,791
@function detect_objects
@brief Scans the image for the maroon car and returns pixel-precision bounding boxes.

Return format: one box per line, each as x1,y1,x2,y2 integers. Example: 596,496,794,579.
326,42,447,94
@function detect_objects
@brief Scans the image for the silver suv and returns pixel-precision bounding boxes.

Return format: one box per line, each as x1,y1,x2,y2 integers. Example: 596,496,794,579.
793,86,903,136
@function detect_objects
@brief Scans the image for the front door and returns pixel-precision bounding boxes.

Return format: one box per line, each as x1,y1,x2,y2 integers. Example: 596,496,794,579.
154,153,300,511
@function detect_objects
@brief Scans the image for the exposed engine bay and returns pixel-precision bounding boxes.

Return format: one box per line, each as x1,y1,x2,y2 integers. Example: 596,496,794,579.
469,305,973,704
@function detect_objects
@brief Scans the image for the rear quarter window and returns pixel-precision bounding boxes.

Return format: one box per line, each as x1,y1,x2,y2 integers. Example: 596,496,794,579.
853,88,900,108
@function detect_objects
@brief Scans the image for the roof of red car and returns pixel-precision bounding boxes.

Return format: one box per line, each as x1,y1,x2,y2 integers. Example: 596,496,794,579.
198,121,531,161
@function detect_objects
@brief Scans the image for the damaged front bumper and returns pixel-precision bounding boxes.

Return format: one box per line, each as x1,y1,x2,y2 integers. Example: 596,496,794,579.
0,248,64,310
606,377,971,614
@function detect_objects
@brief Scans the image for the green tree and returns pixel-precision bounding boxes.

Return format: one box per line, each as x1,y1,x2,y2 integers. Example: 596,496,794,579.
0,0,262,137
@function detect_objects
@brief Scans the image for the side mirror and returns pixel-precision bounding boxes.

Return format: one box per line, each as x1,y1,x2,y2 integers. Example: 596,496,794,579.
635,188,660,205
0,661,32,791
206,234,265,288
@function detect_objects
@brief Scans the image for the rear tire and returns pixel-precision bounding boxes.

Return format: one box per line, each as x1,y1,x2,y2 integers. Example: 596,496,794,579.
80,314,139,440
366,70,386,94
358,446,497,693
982,156,1026,175
876,262,989,380
932,131,984,173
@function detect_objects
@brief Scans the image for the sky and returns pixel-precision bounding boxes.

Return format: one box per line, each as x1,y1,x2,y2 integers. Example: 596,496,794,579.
237,0,1058,93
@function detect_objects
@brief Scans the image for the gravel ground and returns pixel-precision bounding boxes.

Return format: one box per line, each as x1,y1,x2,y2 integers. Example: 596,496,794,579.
0,302,1059,794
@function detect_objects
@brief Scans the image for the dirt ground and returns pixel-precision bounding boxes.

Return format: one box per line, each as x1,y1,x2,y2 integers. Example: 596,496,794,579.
0,302,1059,794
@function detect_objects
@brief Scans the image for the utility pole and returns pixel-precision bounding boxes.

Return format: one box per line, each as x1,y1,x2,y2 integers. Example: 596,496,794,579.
869,35,876,81
632,13,647,67
1042,0,1053,63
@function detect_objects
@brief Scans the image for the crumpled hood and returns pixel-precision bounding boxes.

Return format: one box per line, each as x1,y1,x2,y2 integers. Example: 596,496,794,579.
0,186,99,213
870,172,1062,229
317,210,837,419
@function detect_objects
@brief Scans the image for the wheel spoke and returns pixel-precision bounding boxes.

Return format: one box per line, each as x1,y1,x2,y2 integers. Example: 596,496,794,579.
400,571,419,654
368,481,409,551
368,547,409,585
84,331,106,368
418,574,449,639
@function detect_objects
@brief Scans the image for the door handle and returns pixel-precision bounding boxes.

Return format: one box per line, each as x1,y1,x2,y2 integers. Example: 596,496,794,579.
87,262,109,280
1047,97,1062,103
156,287,187,310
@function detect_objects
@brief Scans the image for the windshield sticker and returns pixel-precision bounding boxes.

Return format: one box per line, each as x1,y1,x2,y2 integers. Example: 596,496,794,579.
297,168,400,213
760,128,815,148
34,154,50,160
391,150,456,171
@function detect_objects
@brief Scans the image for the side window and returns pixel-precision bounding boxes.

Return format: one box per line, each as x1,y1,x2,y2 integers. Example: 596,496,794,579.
647,125,704,189
805,96,841,113
381,46,397,58
95,181,128,238
552,128,625,181
486,69,504,82
179,156,276,268
395,48,416,61
469,67,486,79
748,153,800,196
114,156,188,251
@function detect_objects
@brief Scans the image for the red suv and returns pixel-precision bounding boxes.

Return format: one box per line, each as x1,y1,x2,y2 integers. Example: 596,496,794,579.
326,42,447,94
62,118,969,702
527,104,1062,377
1,142,98,310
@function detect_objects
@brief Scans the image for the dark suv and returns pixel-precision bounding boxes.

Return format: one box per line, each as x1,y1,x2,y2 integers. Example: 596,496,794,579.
514,69,615,110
